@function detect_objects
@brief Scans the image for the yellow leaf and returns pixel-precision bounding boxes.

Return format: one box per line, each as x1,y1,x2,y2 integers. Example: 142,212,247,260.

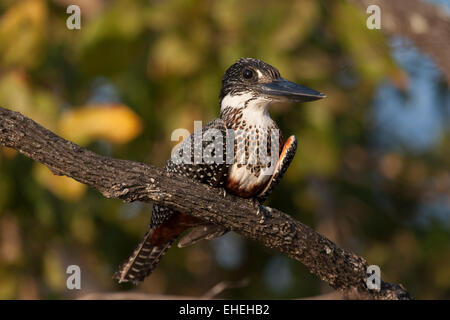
149,34,200,77
271,0,319,51
42,249,65,291
58,104,142,145
0,0,47,69
33,164,87,201
0,271,16,299
70,215,95,244
1,146,17,159
0,70,59,131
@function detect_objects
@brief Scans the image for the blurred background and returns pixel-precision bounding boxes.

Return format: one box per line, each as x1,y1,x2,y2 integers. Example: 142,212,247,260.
0,0,449,299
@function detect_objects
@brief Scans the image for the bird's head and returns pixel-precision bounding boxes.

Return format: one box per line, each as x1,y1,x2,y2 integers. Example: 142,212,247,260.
220,58,325,115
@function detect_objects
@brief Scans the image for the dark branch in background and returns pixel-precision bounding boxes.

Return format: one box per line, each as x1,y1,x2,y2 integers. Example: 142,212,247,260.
0,106,411,300
352,0,450,84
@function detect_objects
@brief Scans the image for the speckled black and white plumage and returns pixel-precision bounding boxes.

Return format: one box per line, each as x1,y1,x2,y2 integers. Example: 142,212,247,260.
114,58,314,284
114,119,231,284
151,118,231,228
220,106,283,197
219,58,289,198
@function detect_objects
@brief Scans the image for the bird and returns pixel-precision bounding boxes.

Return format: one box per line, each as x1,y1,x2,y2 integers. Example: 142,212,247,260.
114,57,325,284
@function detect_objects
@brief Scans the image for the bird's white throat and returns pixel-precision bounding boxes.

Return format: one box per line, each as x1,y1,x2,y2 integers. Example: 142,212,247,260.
221,93,274,127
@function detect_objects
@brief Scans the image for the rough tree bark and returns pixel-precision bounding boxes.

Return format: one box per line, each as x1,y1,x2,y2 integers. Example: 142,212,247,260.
0,106,411,300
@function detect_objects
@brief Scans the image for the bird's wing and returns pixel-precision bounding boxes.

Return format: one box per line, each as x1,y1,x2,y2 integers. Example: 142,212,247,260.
114,119,231,284
164,118,231,190
165,118,232,248
256,135,297,202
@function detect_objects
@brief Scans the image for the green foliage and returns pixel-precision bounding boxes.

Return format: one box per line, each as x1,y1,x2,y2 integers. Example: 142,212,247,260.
0,0,448,299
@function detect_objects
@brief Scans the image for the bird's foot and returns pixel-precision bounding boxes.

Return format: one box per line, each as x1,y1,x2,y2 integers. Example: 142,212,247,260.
252,198,268,224
219,187,227,198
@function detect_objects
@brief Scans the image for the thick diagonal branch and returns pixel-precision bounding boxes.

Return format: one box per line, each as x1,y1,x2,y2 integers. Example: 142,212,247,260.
0,106,410,300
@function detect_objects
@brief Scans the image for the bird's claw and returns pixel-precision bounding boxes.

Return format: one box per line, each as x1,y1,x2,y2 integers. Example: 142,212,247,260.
252,198,267,223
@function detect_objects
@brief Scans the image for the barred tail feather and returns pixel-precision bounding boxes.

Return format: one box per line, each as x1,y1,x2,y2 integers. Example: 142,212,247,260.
177,224,228,248
113,229,175,285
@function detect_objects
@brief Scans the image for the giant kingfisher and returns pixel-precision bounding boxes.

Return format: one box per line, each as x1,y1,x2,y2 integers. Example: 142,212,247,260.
114,57,325,284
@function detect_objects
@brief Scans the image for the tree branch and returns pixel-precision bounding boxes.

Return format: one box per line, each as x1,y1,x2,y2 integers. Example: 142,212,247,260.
0,106,411,300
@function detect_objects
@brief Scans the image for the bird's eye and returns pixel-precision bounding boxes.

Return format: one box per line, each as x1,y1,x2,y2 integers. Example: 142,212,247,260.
242,68,254,79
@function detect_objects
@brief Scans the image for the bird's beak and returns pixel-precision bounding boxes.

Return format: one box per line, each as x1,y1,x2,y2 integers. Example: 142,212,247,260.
256,78,326,102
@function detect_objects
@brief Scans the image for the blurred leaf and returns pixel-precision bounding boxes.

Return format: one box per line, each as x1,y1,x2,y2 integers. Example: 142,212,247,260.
33,164,87,201
77,0,145,75
79,0,144,49
0,0,448,299
70,214,96,244
270,0,319,51
294,132,339,177
0,0,47,69
58,104,142,145
0,146,17,159
149,33,201,77
43,248,65,291
434,253,450,289
0,71,59,130
0,271,16,299
293,103,339,177
0,215,22,264
331,2,398,83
